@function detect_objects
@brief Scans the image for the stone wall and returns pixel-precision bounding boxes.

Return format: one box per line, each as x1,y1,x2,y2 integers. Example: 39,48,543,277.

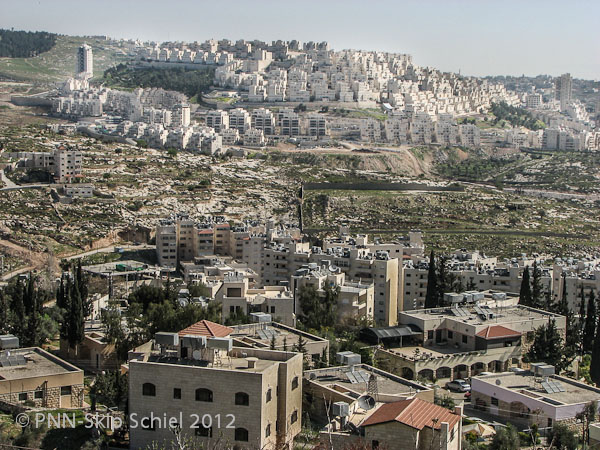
0,384,84,409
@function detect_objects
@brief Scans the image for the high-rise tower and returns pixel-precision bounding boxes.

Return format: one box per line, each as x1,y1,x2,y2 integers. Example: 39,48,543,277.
555,73,572,111
76,44,93,78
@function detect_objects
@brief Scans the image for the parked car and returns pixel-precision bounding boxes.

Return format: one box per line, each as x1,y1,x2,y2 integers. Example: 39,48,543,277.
446,379,471,392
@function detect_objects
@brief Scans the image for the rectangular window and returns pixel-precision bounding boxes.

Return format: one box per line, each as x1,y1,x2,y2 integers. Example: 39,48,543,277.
462,335,468,344
265,424,271,437
173,388,181,399
34,390,44,399
448,331,453,339
18,392,27,401
427,331,433,340
292,376,299,390
60,386,72,396
291,410,298,424
491,397,499,406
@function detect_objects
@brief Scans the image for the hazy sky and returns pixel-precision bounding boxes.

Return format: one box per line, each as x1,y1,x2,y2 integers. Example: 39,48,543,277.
1,0,598,79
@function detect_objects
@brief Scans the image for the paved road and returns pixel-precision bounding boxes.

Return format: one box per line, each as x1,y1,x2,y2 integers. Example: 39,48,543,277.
0,169,17,188
0,265,35,281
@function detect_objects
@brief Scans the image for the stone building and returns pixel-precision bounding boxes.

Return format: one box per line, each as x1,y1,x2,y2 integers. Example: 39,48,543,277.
128,325,303,450
375,300,566,382
0,347,84,409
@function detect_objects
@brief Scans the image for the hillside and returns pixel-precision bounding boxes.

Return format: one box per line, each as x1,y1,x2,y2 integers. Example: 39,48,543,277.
0,34,128,83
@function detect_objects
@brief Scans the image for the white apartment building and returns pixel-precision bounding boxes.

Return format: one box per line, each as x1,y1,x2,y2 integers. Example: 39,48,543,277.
205,110,229,132
458,124,481,148
251,108,276,136
243,128,266,147
307,113,328,139
278,109,301,137
525,93,542,109
228,108,252,133
360,118,383,142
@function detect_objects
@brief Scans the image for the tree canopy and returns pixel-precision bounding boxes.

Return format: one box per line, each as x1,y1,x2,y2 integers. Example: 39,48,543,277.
0,29,57,58
297,284,338,331
491,101,546,131
103,64,214,100
525,319,566,371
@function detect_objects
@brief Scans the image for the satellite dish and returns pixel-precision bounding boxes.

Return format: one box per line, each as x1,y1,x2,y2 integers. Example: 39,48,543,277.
495,379,502,386
357,395,376,411
192,350,202,360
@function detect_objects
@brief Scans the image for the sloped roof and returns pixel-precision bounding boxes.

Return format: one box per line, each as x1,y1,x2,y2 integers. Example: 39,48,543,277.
360,398,460,430
475,325,521,340
178,320,233,338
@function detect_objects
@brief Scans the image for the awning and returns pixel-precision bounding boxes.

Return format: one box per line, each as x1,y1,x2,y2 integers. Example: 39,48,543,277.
363,324,422,340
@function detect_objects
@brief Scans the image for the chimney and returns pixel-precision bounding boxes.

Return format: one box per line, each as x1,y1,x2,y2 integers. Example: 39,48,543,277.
441,422,449,450
247,357,258,369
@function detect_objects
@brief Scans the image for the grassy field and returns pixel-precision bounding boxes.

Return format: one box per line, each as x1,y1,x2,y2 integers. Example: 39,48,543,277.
0,35,128,83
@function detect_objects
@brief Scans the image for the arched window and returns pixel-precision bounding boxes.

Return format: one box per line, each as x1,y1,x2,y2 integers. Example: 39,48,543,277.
235,427,249,442
142,383,156,396
195,388,213,402
235,392,249,406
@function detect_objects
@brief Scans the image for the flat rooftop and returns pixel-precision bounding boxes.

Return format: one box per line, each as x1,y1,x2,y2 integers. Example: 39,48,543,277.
230,322,327,349
401,303,561,328
0,348,81,381
385,345,459,359
475,372,600,406
144,352,278,373
83,260,156,276
305,364,429,398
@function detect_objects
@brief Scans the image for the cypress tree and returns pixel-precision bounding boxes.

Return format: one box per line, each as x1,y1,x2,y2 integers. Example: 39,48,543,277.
59,277,71,341
0,291,9,334
557,273,569,316
10,279,26,340
24,273,35,315
437,256,449,307
557,275,579,365
26,295,40,347
583,290,597,354
591,317,600,386
56,277,66,309
579,285,587,354
531,261,543,309
67,280,84,350
526,319,564,370
76,261,91,317
519,267,532,306
425,250,438,309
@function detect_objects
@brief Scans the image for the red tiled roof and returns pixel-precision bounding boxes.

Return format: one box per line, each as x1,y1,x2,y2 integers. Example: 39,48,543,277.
178,320,233,338
198,229,213,235
475,325,521,340
360,398,460,431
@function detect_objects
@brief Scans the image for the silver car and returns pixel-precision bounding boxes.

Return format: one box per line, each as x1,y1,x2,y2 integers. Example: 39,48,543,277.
446,379,471,392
